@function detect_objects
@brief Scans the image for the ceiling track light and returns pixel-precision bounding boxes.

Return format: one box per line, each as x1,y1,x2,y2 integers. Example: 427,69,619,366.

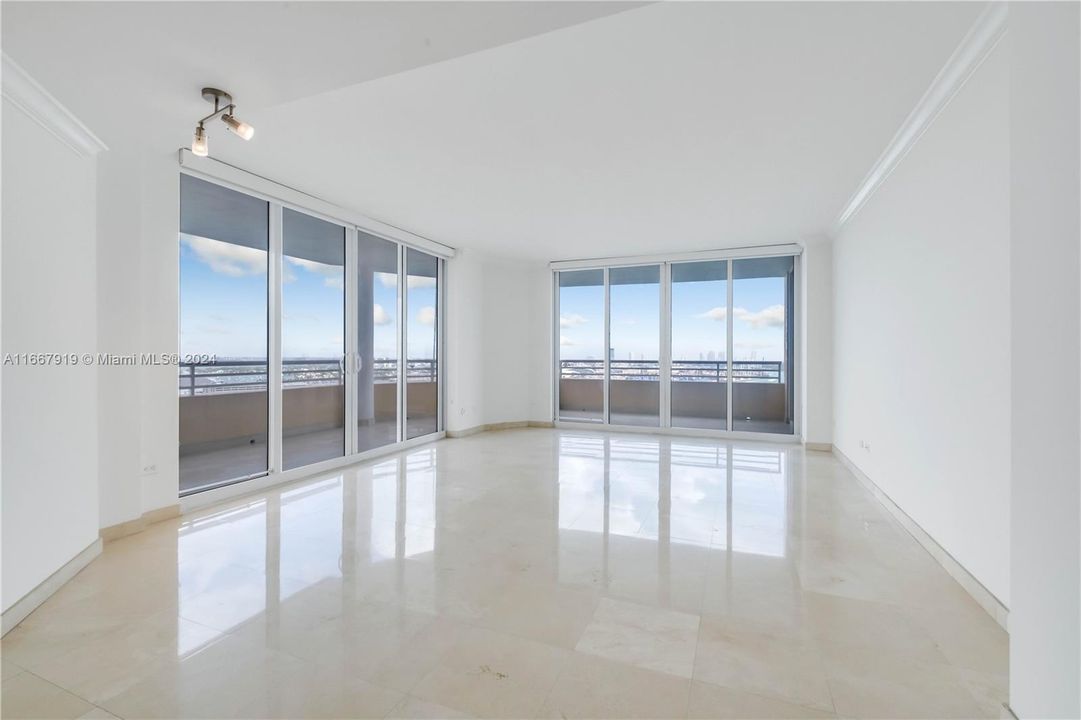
190,87,255,157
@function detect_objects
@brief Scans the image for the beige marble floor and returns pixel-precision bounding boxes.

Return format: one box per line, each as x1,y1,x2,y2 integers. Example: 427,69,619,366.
2,429,1007,719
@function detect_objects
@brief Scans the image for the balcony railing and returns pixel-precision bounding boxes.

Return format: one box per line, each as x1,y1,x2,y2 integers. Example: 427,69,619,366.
179,358,437,396
560,359,783,383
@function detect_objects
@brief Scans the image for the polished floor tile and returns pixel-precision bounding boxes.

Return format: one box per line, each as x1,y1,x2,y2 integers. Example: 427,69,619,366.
575,597,700,678
540,652,692,719
0,671,96,719
693,615,833,712
686,681,836,719
1,429,1007,718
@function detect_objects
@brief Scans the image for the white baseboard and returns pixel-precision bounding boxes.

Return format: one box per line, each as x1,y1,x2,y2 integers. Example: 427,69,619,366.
445,424,486,438
804,441,833,452
833,447,1009,629
2,538,102,636
446,420,553,438
100,504,180,542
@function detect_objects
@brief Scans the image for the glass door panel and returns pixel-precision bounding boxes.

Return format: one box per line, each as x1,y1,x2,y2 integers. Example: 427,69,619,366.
281,208,346,469
558,269,605,422
608,265,660,427
179,175,269,495
671,260,728,430
405,248,439,439
357,231,400,452
731,256,795,434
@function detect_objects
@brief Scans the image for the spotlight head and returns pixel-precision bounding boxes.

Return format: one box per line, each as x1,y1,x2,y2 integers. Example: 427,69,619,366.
192,124,208,157
222,114,254,140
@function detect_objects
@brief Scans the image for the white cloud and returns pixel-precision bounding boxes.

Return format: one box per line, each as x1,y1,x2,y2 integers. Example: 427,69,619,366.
560,313,588,328
286,256,344,289
183,235,266,276
697,305,785,328
409,276,437,289
737,304,785,328
417,306,436,326
377,273,437,290
698,307,727,321
560,335,575,346
373,304,392,326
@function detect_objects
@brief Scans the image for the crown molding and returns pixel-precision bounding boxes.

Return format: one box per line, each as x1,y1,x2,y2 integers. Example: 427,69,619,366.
833,2,1007,233
2,52,107,158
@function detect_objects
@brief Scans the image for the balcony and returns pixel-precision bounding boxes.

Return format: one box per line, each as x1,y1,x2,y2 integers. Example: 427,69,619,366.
179,359,437,493
559,359,792,433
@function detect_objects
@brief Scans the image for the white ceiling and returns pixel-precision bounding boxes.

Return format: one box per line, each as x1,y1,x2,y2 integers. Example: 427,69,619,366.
3,2,981,262
1,1,642,145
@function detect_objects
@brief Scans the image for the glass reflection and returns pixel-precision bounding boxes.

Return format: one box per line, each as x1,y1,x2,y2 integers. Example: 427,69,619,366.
176,446,443,643
556,434,788,558
178,499,269,633
280,477,344,597
172,434,790,666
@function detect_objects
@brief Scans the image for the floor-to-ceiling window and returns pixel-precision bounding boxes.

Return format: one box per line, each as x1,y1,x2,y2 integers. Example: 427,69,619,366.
179,169,446,496
281,209,346,471
554,251,798,437
557,269,605,422
405,248,439,440
731,256,795,435
356,230,400,453
608,265,661,427
671,260,728,431
179,175,270,494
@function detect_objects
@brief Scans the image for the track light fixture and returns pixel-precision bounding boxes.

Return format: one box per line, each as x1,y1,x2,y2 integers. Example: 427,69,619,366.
221,113,255,141
191,87,254,157
192,124,208,157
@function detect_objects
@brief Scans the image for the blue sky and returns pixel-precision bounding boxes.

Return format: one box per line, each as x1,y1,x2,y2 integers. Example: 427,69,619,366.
560,275,787,361
180,234,436,360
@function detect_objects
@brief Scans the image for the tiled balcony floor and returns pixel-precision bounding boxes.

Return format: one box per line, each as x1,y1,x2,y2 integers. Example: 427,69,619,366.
179,418,438,494
3,429,1007,719
558,410,793,435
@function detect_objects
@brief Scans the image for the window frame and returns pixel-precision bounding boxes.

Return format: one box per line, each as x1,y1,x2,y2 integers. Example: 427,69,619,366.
178,152,451,510
551,246,802,442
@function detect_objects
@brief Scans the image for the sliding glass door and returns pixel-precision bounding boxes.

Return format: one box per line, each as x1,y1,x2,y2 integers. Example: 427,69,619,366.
405,249,440,440
179,173,445,496
555,252,797,437
281,209,346,471
179,175,270,494
731,256,795,434
608,265,660,427
557,269,605,422
671,260,728,431
356,231,400,453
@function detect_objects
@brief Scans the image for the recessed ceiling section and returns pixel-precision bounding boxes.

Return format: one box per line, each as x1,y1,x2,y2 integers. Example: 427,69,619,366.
209,2,982,260
0,1,644,147
2,1,981,261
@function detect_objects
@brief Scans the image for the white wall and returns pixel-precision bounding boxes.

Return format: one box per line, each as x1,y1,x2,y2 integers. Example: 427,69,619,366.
446,249,486,432
801,238,833,446
1008,3,1081,716
1,95,101,611
94,150,179,528
446,249,551,432
832,39,1010,604
96,148,144,527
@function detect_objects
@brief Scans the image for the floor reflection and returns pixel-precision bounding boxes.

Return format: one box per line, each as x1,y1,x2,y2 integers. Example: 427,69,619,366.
3,429,1007,719
557,435,789,557
175,434,794,637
